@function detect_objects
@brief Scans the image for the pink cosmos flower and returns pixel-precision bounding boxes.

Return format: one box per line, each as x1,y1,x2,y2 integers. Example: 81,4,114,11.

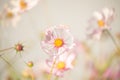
11,0,39,13
40,40,81,78
87,8,115,40
46,51,76,77
41,25,75,56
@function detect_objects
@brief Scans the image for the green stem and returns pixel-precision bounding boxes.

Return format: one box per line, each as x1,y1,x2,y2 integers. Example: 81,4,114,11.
0,56,20,79
0,47,14,53
106,30,120,53
48,58,57,80
97,50,119,78
29,68,35,80
0,56,13,67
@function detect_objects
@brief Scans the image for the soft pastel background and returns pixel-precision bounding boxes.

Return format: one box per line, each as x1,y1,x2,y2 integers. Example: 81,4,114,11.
0,0,120,80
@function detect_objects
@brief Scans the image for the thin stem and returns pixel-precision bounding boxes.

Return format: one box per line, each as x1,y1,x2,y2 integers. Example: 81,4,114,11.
0,56,13,67
31,74,35,80
55,76,59,80
0,56,17,71
47,52,65,80
30,68,35,80
48,58,57,80
106,30,120,53
98,53,116,76
0,56,20,79
0,47,14,53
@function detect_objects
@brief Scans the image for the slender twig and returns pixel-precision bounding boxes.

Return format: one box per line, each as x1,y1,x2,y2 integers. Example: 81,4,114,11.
0,56,18,72
0,47,14,53
0,56,13,68
0,53,17,73
0,56,20,79
29,67,35,80
0,47,14,58
31,74,35,80
48,57,57,80
106,30,120,52
48,52,66,80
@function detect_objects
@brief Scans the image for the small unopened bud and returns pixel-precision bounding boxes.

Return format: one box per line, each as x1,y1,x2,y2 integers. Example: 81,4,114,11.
27,61,34,68
15,43,24,52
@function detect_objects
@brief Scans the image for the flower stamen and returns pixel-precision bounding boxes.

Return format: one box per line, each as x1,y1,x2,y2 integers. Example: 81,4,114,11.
56,61,65,70
6,12,14,19
98,20,105,27
20,0,27,10
54,38,64,48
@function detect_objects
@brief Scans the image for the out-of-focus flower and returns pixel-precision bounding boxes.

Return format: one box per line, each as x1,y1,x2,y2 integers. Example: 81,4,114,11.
6,76,12,80
41,25,75,56
88,58,120,80
22,68,35,79
1,6,21,26
22,69,31,78
87,8,115,40
46,51,76,77
11,0,39,13
89,67,120,80
93,8,114,28
14,43,24,52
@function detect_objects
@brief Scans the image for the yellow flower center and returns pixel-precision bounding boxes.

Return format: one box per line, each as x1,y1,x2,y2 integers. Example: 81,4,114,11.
6,12,14,19
98,20,105,27
20,0,27,10
56,61,66,70
54,38,64,47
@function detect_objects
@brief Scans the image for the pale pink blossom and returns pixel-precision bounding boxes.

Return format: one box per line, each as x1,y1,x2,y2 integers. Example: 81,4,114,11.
87,8,115,40
1,7,21,27
41,25,75,56
46,51,76,77
11,0,39,13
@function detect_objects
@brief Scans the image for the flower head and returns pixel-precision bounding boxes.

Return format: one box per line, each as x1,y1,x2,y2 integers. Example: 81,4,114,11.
11,0,39,13
93,8,115,29
46,51,76,77
41,25,75,56
15,43,24,52
87,8,115,40
1,6,21,26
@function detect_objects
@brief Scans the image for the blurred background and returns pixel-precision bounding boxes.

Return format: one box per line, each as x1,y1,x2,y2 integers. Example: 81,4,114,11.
0,0,120,80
